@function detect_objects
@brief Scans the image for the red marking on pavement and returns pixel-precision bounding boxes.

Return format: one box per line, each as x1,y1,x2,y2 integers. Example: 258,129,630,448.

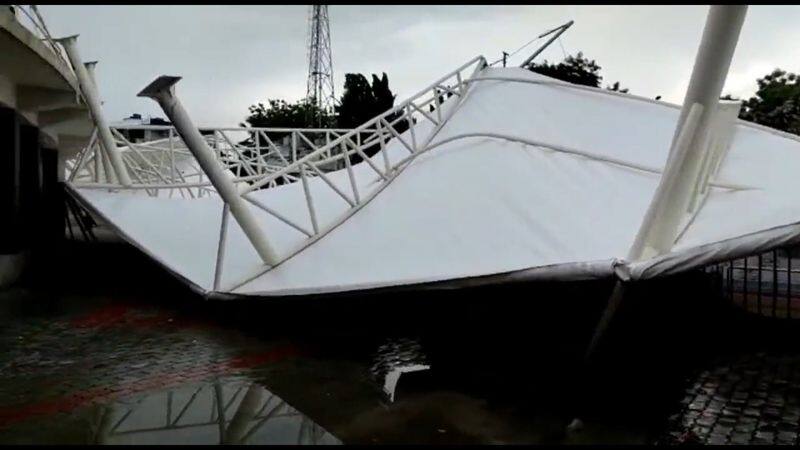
70,305,131,329
68,305,219,332
0,345,300,430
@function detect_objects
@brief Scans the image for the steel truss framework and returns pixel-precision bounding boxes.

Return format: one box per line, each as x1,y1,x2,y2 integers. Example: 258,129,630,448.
66,52,800,295
305,4,336,127
8,5,73,69
67,126,362,199
89,379,337,444
68,55,489,292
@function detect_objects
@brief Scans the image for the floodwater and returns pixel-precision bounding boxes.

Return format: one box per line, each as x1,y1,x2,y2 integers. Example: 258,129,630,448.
1,241,795,444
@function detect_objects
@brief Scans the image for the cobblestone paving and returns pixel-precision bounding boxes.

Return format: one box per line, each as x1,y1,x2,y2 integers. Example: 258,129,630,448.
0,298,308,443
9,274,800,444
658,352,800,445
0,291,646,445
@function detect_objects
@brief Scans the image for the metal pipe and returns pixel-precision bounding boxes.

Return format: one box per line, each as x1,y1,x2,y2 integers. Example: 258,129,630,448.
788,252,793,319
56,35,132,186
626,5,747,261
519,20,574,69
77,61,116,184
662,5,747,221
138,76,279,265
84,60,98,90
668,6,748,162
773,249,778,317
627,103,704,261
223,384,265,444
213,204,230,291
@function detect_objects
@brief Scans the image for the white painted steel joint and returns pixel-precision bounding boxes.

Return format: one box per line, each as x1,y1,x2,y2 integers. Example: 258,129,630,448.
55,34,133,187
138,76,280,266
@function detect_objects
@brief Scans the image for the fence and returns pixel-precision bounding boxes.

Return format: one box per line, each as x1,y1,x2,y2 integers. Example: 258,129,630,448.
66,55,489,289
7,5,75,73
67,127,372,199
709,246,800,318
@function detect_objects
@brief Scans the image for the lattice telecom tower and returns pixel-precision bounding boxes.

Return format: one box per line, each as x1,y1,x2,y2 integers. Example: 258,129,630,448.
306,5,335,127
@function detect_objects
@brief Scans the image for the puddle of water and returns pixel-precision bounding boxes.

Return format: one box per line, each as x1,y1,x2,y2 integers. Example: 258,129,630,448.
1,243,725,445
0,375,339,445
0,287,618,445
91,377,340,445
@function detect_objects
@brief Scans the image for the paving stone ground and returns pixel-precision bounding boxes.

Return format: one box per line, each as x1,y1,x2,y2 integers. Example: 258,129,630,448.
5,261,800,444
658,351,800,445
0,297,305,443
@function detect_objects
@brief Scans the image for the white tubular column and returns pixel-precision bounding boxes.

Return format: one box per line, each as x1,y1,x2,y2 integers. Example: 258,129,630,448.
138,76,280,266
83,61,117,184
56,35,132,186
627,103,704,261
627,5,747,261
519,20,574,69
84,61,99,88
669,6,748,161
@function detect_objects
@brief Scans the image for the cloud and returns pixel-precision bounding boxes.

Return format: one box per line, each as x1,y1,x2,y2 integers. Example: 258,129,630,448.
36,5,800,125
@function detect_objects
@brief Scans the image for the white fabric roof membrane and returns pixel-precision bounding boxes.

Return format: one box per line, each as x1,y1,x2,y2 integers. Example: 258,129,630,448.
72,66,800,298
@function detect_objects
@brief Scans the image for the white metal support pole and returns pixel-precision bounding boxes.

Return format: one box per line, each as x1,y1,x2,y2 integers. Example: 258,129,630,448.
627,5,747,262
56,35,132,186
84,61,98,87
519,20,574,69
577,8,750,428
83,60,117,185
138,76,280,266
669,6,748,162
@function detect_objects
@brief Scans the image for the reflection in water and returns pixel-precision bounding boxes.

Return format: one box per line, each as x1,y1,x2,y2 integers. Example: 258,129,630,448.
371,338,431,403
382,365,431,403
3,259,719,445
87,378,340,445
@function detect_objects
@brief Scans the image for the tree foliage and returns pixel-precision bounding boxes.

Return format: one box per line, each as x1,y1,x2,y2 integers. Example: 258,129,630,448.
241,98,332,139
727,69,800,135
336,73,398,128
241,72,405,162
242,72,403,134
529,52,602,88
335,72,409,159
528,51,628,94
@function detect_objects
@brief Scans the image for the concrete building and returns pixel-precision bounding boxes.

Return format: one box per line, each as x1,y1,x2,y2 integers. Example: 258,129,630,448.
0,6,94,287
112,113,172,143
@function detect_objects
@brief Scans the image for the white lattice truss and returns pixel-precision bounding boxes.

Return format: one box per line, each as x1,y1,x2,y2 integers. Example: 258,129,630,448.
67,51,800,297
68,56,489,291
89,380,337,444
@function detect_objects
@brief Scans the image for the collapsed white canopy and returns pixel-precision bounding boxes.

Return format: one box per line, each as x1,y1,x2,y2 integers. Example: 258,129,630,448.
71,65,800,298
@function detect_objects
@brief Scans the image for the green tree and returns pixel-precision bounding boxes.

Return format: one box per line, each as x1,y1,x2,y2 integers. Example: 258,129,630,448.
529,52,602,87
241,97,331,140
238,98,331,183
336,72,409,160
336,72,403,129
725,69,800,135
528,51,628,93
241,72,403,137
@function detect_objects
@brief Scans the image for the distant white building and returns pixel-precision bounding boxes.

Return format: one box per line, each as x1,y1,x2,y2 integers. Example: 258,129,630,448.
111,113,172,143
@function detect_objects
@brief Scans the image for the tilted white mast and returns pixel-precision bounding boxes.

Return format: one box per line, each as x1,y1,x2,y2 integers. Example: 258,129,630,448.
56,35,133,187
585,5,749,363
628,5,748,262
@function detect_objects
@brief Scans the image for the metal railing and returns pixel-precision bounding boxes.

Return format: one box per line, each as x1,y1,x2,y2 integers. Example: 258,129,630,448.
68,55,489,291
68,126,369,199
90,380,337,444
8,5,75,73
709,246,800,319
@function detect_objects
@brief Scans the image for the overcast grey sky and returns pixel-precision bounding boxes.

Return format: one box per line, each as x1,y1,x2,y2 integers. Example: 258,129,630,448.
39,5,800,127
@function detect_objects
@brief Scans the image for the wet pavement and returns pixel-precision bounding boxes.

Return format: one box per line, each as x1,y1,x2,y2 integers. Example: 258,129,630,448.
3,242,800,444
659,351,800,445
0,284,590,445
